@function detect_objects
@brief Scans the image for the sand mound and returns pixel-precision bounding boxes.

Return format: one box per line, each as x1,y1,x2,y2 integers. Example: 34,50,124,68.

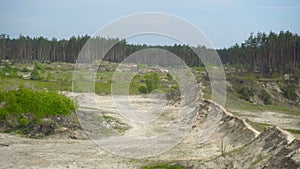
182,100,300,168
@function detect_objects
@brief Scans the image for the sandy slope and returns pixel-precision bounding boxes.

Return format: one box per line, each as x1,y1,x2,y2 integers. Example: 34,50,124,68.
0,93,299,169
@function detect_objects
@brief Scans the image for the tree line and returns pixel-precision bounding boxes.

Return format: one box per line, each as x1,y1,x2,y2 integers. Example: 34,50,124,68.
0,34,202,66
0,34,89,63
218,31,300,77
0,31,299,77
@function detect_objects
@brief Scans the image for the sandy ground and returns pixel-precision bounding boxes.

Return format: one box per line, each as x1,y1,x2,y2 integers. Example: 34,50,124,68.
0,93,225,169
229,109,300,132
0,133,143,169
1,92,299,169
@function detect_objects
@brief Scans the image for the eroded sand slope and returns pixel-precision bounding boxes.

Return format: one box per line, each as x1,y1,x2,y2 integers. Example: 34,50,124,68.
0,94,299,169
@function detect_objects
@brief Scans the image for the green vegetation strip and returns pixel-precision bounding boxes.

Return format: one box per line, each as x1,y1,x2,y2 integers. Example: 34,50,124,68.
245,119,273,132
246,119,300,135
284,128,300,134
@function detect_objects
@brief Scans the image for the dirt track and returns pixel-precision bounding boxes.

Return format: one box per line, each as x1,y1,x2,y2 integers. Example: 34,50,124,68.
0,133,143,169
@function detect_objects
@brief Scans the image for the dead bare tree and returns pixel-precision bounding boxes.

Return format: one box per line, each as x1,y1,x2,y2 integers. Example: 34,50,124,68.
218,137,227,156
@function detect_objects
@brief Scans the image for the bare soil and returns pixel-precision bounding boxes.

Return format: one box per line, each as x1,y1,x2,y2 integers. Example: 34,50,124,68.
1,93,299,169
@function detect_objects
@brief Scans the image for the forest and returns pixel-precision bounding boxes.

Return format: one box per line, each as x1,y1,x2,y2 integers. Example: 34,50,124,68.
0,31,300,78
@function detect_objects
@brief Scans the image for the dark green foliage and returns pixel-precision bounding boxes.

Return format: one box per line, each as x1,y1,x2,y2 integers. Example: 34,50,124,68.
282,84,298,101
238,86,254,101
0,62,19,78
171,85,179,90
166,73,173,81
0,86,75,133
34,61,45,71
130,71,178,95
144,72,160,93
259,90,272,105
194,66,205,72
4,62,12,69
22,67,30,72
138,85,147,94
30,68,42,80
218,31,300,77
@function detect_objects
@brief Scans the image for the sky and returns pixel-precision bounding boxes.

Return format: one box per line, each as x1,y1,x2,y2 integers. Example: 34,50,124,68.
0,0,300,48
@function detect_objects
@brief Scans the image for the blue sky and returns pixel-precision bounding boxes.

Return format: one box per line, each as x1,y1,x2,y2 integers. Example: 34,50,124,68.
0,0,299,48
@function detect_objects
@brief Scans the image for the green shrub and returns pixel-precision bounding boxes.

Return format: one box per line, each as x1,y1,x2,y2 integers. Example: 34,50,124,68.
138,85,147,94
282,84,298,101
145,72,159,93
171,84,179,90
46,72,54,80
0,86,75,133
0,62,19,78
22,67,30,72
166,73,173,81
195,66,205,72
259,90,272,105
238,86,254,101
4,62,12,69
30,68,42,80
34,61,45,71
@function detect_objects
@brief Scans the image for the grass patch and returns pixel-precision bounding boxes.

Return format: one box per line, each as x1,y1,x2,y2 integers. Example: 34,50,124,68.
245,119,273,132
0,77,72,92
263,105,300,116
242,72,260,81
226,92,300,116
284,128,300,134
95,82,111,95
140,163,184,169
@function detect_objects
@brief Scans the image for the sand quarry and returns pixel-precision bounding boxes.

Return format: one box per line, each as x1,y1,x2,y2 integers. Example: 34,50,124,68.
0,93,299,169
